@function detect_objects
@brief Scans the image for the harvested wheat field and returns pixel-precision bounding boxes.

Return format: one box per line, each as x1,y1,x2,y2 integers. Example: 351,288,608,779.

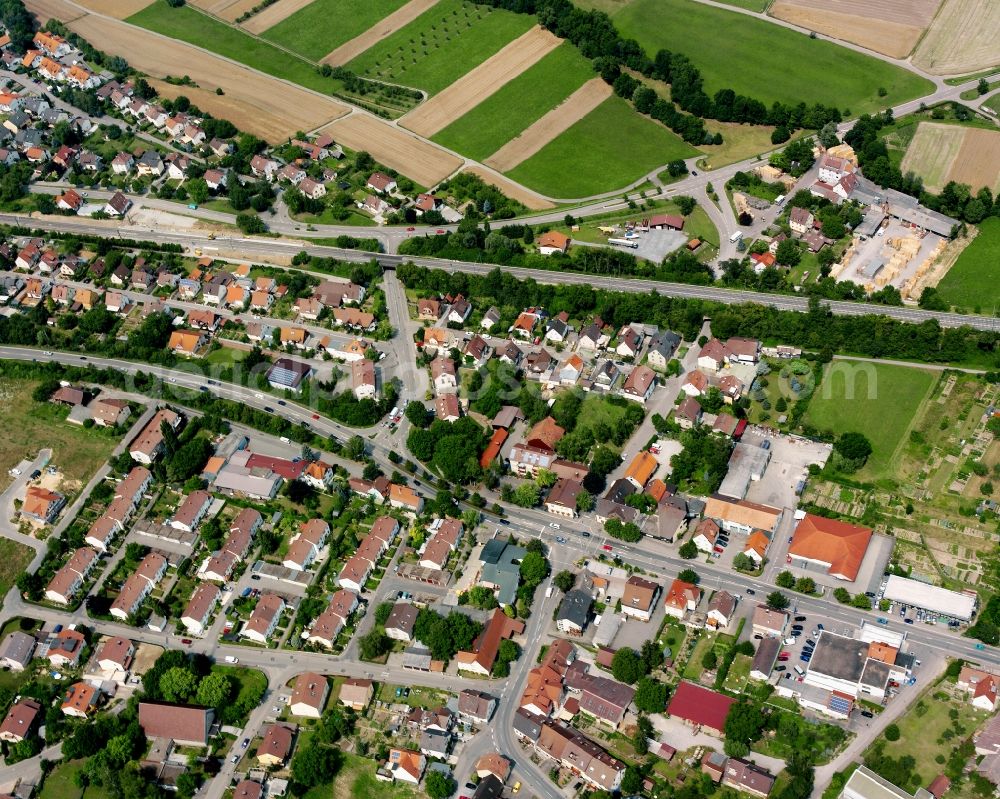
24,0,84,23
241,0,315,33
913,0,1000,75
24,0,351,142
460,165,554,210
770,0,939,58
949,129,1000,193
485,78,611,172
900,122,965,192
400,26,560,138
74,0,154,19
901,122,1000,193
320,114,462,186
322,0,440,66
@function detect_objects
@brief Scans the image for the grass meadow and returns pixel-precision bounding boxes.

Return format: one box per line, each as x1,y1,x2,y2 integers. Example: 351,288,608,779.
506,96,698,197
935,217,1000,312
804,361,936,480
127,3,333,93
432,42,593,160
612,0,932,114
347,0,535,94
261,0,410,60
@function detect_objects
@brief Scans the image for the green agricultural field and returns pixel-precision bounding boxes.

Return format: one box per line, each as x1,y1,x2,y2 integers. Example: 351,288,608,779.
804,361,936,480
433,42,593,160
127,4,332,94
935,217,1000,312
347,0,534,95
507,96,698,197
613,0,932,114
261,0,409,61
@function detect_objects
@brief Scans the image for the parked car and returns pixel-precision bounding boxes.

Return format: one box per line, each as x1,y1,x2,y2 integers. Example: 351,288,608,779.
775,665,786,672
746,588,756,595
794,616,807,622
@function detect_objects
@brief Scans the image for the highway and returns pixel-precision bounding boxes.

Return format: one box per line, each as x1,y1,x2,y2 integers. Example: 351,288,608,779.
2,213,998,333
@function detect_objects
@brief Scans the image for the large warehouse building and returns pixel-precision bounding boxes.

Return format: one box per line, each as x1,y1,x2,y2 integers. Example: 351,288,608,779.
882,575,978,622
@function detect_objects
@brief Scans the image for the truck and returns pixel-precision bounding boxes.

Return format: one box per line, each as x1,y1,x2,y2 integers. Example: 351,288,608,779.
607,238,638,249
729,231,744,244
774,194,786,206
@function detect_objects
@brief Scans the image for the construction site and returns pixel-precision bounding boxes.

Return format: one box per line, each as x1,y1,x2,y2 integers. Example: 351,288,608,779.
831,218,948,299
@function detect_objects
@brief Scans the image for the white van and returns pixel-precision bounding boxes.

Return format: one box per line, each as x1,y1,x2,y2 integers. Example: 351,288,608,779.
729,231,744,244
794,665,805,676
224,655,239,664
774,194,786,206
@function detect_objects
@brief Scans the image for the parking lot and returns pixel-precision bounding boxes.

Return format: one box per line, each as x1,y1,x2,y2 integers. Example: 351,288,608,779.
743,428,832,510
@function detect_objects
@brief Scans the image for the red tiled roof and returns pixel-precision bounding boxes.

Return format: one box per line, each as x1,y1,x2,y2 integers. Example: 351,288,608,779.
667,682,734,732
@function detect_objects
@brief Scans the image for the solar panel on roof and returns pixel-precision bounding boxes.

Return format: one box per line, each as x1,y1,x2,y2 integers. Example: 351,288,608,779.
829,695,851,713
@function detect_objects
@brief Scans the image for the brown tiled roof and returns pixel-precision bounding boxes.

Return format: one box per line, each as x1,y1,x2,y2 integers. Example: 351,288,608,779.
789,514,872,581
138,702,212,745
290,672,328,712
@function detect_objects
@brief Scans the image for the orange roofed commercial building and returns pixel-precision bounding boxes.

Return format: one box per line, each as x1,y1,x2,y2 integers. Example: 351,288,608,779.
788,513,873,582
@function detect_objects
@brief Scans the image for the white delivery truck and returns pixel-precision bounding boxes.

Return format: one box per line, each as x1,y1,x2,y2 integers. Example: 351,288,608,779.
608,238,639,249
729,231,744,244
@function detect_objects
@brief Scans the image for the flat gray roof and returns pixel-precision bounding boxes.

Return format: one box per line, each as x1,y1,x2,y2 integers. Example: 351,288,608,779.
808,632,869,683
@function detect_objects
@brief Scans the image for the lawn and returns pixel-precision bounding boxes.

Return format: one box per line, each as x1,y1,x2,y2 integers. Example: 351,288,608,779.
261,0,410,60
347,0,535,95
211,664,268,724
507,96,698,197
328,754,425,799
612,0,932,114
935,217,1000,312
432,42,593,161
0,539,34,598
127,4,334,94
0,379,118,488
204,347,249,366
804,362,936,480
698,122,808,169
40,760,112,799
984,94,1000,115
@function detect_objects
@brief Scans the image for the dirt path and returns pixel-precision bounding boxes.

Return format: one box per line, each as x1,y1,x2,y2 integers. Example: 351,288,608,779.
241,0,315,33
215,0,263,22
484,78,611,172
321,0,439,66
320,114,462,186
459,165,554,210
23,0,351,142
399,25,560,138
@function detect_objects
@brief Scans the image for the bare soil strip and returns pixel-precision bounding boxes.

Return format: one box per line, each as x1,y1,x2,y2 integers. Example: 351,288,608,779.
321,0,440,66
24,0,351,142
241,0,315,33
770,1,926,58
460,165,554,210
484,78,612,172
216,0,265,22
320,114,463,187
949,128,1000,194
74,0,154,18
399,25,560,138
913,0,1000,74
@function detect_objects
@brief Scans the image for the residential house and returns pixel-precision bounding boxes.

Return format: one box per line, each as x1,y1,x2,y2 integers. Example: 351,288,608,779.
664,579,700,620
170,490,212,533
242,594,285,644
367,171,396,194
22,486,65,524
622,576,661,622
538,231,570,255
556,590,592,635
430,356,457,394
61,682,99,718
110,553,167,620
306,589,359,649
692,518,720,553
458,690,497,724
138,702,213,747
386,748,425,784
0,632,35,671
456,609,525,676
256,723,295,767
706,590,736,629
181,582,220,636
751,605,788,638
351,359,377,400
290,673,329,719
339,678,374,711
447,295,471,324
0,699,41,743
545,478,585,518
104,191,131,217
48,629,86,668
45,546,97,604
622,365,656,403
675,397,703,429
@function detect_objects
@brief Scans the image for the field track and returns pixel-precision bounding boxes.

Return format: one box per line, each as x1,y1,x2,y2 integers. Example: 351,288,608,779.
459,166,555,210
24,0,350,142
319,114,463,187
485,78,611,172
214,0,263,22
74,0,153,18
769,0,930,58
241,0,315,33
321,0,440,65
399,26,560,138
913,0,1000,74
